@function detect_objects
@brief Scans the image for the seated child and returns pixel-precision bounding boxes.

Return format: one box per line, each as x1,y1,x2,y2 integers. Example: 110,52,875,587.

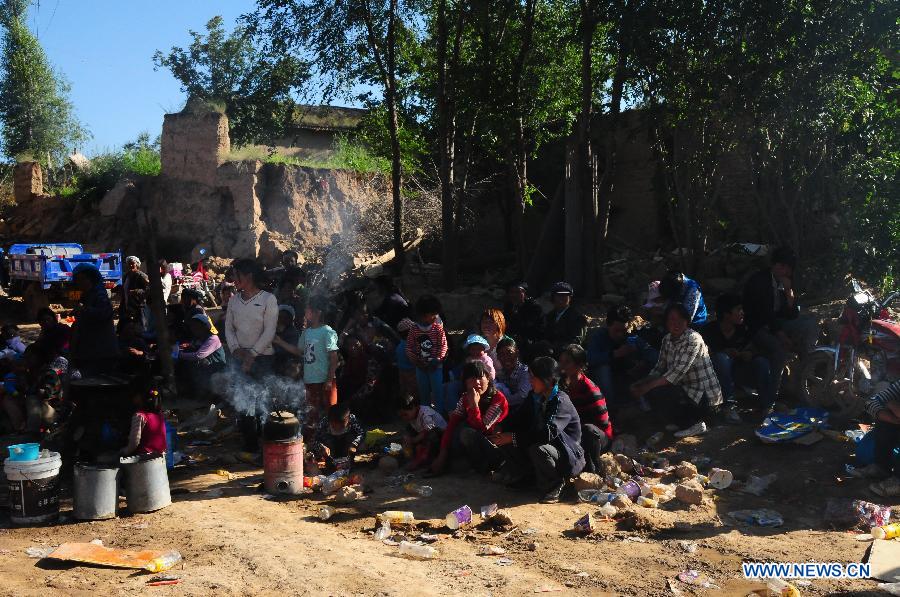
120,378,167,457
0,324,26,360
398,394,447,470
865,379,900,498
312,402,365,472
495,337,531,412
464,334,496,380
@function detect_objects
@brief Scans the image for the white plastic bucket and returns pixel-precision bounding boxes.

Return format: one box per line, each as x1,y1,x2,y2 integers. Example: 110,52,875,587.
4,451,62,525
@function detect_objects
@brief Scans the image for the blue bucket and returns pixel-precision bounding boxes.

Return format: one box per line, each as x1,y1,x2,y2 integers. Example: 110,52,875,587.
7,443,40,461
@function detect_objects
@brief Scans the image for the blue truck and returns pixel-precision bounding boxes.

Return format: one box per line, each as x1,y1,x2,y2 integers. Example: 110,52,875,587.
4,243,123,320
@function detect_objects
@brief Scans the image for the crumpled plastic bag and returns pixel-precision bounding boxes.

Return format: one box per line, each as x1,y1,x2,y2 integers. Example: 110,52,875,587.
728,509,784,527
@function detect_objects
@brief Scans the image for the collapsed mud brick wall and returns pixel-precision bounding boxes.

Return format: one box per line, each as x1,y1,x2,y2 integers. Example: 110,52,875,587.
4,110,386,263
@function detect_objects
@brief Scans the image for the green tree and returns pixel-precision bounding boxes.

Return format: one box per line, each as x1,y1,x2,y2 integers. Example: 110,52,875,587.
0,0,87,167
153,15,309,146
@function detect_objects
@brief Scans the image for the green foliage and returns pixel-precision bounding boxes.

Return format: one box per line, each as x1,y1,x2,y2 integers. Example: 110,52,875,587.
52,132,162,203
0,0,88,167
153,16,309,146
229,136,391,174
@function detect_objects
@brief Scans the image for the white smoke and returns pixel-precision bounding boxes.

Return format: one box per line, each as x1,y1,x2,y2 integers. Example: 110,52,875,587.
211,370,310,422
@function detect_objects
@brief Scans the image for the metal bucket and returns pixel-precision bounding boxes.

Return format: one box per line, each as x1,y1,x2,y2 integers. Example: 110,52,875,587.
4,451,62,525
73,464,120,520
263,438,304,495
120,454,171,513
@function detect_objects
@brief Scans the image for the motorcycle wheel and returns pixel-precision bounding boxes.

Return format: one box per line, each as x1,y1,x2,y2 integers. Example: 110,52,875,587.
796,351,865,421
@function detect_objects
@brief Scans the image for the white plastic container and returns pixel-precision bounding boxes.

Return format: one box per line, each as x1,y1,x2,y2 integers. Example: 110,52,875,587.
399,541,436,560
4,451,62,524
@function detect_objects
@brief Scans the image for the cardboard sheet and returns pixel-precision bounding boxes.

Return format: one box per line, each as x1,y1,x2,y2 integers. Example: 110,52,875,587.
46,543,181,572
868,538,900,582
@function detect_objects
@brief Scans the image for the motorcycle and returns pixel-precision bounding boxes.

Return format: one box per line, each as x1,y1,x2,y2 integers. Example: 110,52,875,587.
799,280,900,419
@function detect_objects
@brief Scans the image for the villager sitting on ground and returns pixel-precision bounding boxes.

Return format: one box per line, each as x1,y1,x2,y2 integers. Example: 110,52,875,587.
402,295,448,409
631,304,723,438
312,402,366,472
176,314,227,396
495,337,532,413
430,361,509,476
490,356,585,504
372,276,410,330
2,344,66,435
586,305,659,413
636,281,667,350
70,263,119,377
120,378,167,457
0,324,26,360
398,394,448,471
479,308,509,373
177,288,219,340
274,295,339,422
118,320,151,375
862,380,900,498
702,293,776,423
659,270,709,326
35,308,71,357
559,344,613,474
464,334,496,380
120,256,150,330
742,246,819,399
503,282,545,360
273,305,301,378
543,282,588,356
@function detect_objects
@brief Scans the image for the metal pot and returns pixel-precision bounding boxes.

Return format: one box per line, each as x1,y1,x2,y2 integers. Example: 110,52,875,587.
263,411,301,441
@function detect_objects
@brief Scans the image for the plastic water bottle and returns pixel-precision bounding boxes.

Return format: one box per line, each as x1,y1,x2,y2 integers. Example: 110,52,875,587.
374,523,391,540
377,511,415,525
403,483,433,497
872,523,900,540
318,505,335,521
322,471,349,494
398,541,436,560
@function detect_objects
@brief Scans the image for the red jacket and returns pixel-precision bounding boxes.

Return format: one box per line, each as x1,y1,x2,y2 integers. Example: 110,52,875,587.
441,390,509,451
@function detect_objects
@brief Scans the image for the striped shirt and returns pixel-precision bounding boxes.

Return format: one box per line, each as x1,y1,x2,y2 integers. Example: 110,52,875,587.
865,379,900,418
650,328,723,405
401,318,449,368
441,390,509,451
566,373,613,439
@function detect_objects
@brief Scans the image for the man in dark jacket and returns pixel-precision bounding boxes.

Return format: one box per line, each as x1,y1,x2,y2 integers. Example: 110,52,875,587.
70,264,119,376
742,247,818,398
503,282,544,353
491,356,585,503
543,282,587,357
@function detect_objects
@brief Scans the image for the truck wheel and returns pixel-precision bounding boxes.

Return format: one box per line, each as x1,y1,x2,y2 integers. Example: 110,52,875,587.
23,283,50,322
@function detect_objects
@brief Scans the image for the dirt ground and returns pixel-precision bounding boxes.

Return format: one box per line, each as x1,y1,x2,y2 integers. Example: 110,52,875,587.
1,413,898,597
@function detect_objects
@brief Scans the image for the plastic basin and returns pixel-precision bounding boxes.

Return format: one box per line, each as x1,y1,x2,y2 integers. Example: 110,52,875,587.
7,443,40,461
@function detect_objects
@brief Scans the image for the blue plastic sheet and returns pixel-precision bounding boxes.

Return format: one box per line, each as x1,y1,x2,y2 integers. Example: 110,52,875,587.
755,407,830,443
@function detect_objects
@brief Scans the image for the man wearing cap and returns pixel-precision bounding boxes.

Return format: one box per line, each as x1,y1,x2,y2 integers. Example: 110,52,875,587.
543,282,587,356
503,282,544,353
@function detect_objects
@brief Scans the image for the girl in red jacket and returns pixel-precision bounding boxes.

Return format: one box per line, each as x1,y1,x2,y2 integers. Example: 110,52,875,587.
430,360,508,475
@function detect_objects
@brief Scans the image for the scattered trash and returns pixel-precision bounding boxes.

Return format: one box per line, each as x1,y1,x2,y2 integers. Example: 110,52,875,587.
738,474,777,496
419,533,440,543
624,536,646,543
378,511,415,525
854,533,874,541
146,577,181,587
728,509,784,527
478,545,507,556
335,485,364,503
855,500,892,528
384,443,403,457
485,509,514,528
573,513,594,534
872,523,900,540
678,541,698,554
445,505,473,530
636,496,658,508
877,582,900,596
766,578,801,596
480,503,499,518
374,523,391,540
122,522,149,530
825,498,891,529
318,505,335,521
676,570,720,589
598,502,617,518
398,541,436,560
215,469,236,481
578,489,615,504
404,483,433,497
575,571,590,578
45,543,182,572
707,468,733,489
532,586,563,593
25,546,54,559
756,408,829,443
523,527,538,535
495,557,513,566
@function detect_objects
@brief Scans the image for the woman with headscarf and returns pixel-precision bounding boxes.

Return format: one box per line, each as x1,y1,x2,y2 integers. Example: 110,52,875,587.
120,255,149,331
70,264,119,376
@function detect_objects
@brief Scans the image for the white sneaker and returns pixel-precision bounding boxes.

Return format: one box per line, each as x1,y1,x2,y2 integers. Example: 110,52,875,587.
674,421,707,438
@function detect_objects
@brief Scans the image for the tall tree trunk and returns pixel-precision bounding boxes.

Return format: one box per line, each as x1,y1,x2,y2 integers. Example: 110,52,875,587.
385,0,404,268
577,0,597,295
